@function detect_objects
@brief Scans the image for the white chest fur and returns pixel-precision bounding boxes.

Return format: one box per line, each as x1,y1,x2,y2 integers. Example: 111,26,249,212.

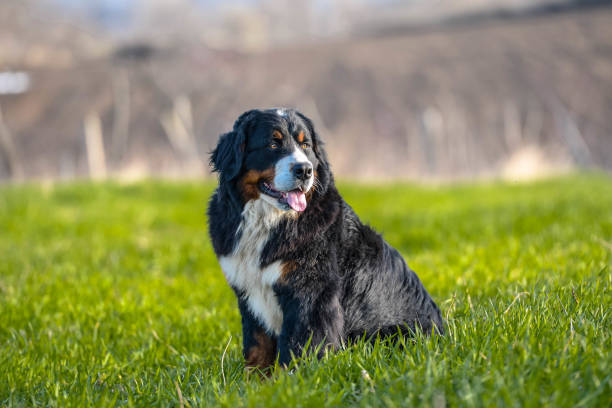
219,199,291,335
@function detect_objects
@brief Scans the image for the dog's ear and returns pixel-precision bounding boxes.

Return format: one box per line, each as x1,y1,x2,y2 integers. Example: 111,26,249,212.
296,111,329,169
209,131,243,182
210,110,259,182
296,111,332,193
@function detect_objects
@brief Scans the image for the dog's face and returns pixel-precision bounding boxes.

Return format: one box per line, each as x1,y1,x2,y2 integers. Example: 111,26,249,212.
211,109,327,212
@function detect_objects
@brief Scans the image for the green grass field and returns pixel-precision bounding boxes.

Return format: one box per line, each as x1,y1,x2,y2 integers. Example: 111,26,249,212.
1,174,611,407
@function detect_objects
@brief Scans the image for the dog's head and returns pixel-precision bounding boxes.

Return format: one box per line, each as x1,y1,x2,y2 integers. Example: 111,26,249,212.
211,108,330,212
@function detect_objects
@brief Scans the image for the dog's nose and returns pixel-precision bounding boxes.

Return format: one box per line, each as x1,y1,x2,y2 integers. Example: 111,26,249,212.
293,162,313,181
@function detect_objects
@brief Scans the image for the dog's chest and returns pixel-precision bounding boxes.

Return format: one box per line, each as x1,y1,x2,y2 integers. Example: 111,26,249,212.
219,199,287,335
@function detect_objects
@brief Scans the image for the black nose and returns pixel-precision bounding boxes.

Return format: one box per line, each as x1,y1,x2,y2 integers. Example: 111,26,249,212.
293,162,313,181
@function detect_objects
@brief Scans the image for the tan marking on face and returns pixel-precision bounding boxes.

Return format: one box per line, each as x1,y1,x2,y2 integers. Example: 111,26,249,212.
297,131,304,143
272,130,283,140
245,330,277,371
238,168,275,203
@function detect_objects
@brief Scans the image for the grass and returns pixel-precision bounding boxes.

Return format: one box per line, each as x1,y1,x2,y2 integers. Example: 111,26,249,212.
0,174,611,407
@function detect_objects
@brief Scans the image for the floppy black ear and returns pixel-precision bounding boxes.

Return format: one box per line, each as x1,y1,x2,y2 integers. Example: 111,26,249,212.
296,111,329,169
295,111,333,194
210,110,259,182
210,131,243,182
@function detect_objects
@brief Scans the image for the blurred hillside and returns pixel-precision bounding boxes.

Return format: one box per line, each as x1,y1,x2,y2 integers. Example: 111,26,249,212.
0,0,611,181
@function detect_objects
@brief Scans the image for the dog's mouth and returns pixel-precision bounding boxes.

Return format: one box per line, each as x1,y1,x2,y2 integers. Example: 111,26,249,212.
259,181,307,212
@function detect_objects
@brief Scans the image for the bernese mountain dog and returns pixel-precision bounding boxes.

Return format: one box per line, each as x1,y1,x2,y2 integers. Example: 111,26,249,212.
208,108,443,370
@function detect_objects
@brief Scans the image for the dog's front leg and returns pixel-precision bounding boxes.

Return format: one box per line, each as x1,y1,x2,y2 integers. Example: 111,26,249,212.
236,296,278,371
275,285,344,367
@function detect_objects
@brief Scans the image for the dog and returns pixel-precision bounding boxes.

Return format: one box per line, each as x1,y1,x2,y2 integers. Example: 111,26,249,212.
208,108,443,370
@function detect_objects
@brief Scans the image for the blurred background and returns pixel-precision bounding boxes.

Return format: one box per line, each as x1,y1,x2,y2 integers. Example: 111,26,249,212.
0,0,610,182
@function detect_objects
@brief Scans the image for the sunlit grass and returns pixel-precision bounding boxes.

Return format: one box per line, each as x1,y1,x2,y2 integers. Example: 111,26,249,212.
1,174,610,407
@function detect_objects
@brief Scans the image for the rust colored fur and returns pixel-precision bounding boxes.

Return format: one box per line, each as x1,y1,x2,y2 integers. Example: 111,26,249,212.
245,330,277,370
238,168,275,202
280,260,297,281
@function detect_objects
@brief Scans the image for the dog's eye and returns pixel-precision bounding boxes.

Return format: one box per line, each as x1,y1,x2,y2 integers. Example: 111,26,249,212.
269,143,278,149
301,143,309,149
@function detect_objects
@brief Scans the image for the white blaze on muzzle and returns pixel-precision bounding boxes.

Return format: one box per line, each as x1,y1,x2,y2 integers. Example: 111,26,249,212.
273,147,314,211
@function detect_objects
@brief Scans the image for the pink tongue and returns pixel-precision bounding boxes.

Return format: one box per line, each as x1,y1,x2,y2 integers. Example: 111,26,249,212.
286,191,307,212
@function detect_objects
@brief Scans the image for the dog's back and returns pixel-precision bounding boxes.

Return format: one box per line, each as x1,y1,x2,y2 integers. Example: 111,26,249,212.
315,198,444,339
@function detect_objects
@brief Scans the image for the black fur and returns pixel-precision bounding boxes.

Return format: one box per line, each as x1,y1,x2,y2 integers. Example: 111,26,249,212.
208,108,443,368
